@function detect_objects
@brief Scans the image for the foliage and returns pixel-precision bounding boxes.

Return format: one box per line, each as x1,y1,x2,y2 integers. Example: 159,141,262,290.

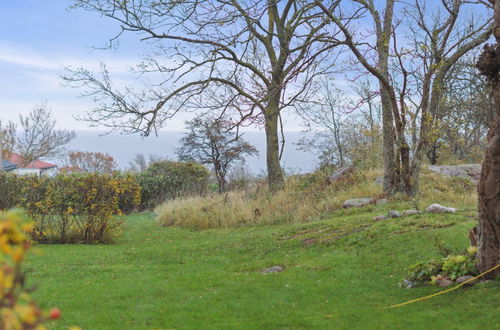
441,254,477,280
177,117,258,193
0,172,140,243
0,209,61,329
60,151,117,173
405,260,444,283
405,249,478,284
138,161,210,209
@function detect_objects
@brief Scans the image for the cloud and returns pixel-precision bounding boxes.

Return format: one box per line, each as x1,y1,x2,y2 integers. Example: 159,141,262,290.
0,40,140,74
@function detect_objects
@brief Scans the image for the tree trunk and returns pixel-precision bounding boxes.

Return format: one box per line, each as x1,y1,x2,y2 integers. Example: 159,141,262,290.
380,88,397,194
265,100,284,192
475,0,500,278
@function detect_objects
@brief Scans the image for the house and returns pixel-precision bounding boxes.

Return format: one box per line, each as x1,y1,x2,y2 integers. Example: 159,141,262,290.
1,151,57,175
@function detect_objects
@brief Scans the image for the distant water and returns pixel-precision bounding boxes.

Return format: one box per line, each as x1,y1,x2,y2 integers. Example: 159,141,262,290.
66,131,318,175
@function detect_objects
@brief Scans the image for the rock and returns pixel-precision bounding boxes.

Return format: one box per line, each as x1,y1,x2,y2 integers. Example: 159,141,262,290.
402,210,422,216
388,210,401,218
426,203,456,213
342,198,375,208
435,276,454,287
427,164,481,183
456,275,476,285
326,166,355,184
374,176,384,186
373,215,387,221
261,266,284,274
400,279,417,289
376,198,389,206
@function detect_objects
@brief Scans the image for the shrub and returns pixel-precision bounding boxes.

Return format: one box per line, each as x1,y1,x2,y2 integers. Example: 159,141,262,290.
113,173,142,214
24,173,138,244
0,209,62,328
0,172,140,244
0,172,22,210
404,247,478,285
138,161,210,209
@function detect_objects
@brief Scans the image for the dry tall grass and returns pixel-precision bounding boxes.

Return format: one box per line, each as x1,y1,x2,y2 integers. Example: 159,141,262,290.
155,168,477,230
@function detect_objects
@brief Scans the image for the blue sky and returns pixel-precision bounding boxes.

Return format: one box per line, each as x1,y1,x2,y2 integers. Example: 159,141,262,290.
0,1,314,170
0,1,311,132
0,1,177,130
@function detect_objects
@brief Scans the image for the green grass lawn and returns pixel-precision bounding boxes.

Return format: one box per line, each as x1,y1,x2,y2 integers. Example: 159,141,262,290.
26,204,499,329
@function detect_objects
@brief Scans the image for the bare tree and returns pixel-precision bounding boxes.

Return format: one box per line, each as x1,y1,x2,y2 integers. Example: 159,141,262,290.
16,103,75,166
298,79,382,169
128,153,165,172
316,0,492,195
60,150,117,173
0,120,17,155
474,0,500,278
177,117,258,193
65,0,343,191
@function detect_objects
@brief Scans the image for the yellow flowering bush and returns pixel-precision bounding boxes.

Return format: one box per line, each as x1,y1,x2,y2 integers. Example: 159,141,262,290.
1,173,141,244
0,209,61,329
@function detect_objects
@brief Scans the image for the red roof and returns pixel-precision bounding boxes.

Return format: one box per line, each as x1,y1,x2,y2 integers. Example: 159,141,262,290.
2,151,57,170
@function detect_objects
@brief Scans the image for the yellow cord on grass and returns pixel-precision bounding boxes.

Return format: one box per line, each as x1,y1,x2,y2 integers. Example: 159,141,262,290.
385,263,500,309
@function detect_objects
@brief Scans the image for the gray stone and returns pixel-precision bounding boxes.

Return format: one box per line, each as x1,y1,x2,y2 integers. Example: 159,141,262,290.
402,210,422,216
400,279,417,289
342,198,375,208
373,215,387,221
261,266,284,274
456,275,476,285
427,164,481,183
426,203,456,213
435,277,454,287
388,210,401,218
376,198,389,206
374,176,384,186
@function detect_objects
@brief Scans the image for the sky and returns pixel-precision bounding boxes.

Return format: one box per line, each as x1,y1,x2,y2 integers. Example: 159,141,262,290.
0,0,315,171
0,0,307,131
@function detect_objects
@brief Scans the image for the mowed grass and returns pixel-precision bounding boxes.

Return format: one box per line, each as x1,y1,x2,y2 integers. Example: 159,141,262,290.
26,205,499,329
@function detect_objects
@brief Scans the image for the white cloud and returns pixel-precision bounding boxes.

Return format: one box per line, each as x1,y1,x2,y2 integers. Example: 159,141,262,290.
0,40,140,74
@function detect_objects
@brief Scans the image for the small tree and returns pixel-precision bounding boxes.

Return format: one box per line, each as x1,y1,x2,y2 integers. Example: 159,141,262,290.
128,153,165,172
16,103,75,165
177,117,258,193
60,151,117,173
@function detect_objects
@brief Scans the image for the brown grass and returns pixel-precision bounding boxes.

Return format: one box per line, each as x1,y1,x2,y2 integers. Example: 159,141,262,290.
155,168,477,230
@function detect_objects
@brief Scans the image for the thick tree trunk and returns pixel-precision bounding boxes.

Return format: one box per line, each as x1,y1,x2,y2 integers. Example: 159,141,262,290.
265,100,284,192
477,117,500,277
475,0,500,278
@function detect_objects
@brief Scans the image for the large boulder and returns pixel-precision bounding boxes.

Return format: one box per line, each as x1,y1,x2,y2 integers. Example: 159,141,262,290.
427,164,481,183
342,198,375,208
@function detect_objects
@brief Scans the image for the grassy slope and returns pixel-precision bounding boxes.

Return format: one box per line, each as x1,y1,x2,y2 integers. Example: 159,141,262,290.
27,204,499,329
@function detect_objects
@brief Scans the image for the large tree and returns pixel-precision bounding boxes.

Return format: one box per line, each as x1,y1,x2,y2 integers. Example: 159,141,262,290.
474,0,500,278
316,0,492,195
177,117,258,193
65,0,343,191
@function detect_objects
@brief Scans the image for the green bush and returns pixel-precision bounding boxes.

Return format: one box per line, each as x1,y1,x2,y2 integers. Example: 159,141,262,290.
405,247,478,285
138,161,210,209
0,172,141,243
0,172,22,210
